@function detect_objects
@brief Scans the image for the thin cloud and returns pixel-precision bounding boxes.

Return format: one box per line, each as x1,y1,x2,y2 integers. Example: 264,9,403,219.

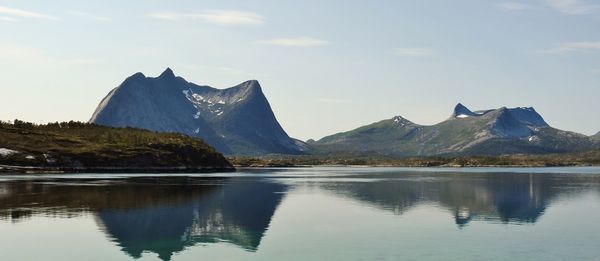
546,0,600,14
0,5,57,20
393,48,435,57
543,41,600,54
257,37,330,47
150,10,264,26
495,2,534,11
68,11,110,22
0,16,18,22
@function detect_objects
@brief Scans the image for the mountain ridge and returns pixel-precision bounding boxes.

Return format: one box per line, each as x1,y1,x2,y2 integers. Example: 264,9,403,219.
310,103,597,156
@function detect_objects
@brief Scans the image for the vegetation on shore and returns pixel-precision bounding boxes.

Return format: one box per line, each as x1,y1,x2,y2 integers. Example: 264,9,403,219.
0,120,233,172
2,119,598,172
229,150,600,168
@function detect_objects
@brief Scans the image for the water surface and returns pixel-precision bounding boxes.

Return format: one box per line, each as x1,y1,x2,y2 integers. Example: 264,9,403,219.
1,167,599,260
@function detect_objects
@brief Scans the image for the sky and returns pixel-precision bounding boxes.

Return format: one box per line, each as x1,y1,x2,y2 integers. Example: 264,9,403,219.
0,0,599,141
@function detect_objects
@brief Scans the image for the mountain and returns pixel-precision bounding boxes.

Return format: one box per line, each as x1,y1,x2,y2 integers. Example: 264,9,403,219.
310,103,597,156
593,132,600,141
90,68,307,155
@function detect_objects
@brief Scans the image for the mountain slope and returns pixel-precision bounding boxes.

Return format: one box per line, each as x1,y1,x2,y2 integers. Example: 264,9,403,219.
310,104,597,156
90,68,307,155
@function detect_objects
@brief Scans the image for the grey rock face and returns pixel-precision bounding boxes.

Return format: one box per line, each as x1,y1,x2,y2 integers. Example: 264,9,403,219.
90,68,307,155
312,103,597,156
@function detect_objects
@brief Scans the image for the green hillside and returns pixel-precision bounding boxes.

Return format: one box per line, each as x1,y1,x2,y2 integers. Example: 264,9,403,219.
0,120,233,172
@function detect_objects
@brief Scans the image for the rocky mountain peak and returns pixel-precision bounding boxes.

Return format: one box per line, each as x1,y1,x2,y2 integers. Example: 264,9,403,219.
238,80,262,93
158,67,176,79
453,103,478,118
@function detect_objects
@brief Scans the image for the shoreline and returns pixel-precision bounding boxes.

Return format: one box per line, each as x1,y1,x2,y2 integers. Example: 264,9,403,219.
0,164,236,174
231,163,600,168
2,162,599,174
227,151,600,169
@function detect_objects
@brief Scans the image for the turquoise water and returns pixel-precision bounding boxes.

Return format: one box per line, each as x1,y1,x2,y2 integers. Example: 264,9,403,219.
1,167,599,260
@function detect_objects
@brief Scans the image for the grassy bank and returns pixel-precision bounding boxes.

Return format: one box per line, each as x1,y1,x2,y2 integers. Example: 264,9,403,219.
0,120,233,172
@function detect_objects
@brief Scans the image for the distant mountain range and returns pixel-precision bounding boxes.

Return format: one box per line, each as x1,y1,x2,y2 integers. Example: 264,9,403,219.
309,103,599,156
90,69,598,157
90,68,308,155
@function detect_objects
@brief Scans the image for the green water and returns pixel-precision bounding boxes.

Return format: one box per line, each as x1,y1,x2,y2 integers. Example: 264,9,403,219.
1,167,600,260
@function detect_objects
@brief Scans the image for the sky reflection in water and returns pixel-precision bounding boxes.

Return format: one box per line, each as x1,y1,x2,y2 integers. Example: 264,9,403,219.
0,167,599,260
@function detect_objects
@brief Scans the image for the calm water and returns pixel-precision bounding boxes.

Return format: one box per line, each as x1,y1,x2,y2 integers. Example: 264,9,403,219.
1,167,600,261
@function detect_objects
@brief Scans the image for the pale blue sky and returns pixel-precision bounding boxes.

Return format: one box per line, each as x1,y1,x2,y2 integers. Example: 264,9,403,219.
0,0,599,140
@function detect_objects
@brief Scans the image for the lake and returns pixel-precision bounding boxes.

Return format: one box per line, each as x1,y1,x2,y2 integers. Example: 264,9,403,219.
1,167,600,260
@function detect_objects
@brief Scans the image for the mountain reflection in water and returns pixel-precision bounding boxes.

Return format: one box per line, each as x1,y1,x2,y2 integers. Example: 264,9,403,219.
318,172,598,226
0,170,599,260
0,177,288,260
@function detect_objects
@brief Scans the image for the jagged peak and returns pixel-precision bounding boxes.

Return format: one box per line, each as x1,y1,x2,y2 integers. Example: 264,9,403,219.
228,80,263,98
120,72,146,86
241,79,261,89
453,103,477,118
158,67,175,79
132,72,146,78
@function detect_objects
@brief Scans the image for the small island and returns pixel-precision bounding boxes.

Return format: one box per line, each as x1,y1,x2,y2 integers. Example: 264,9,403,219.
0,120,234,173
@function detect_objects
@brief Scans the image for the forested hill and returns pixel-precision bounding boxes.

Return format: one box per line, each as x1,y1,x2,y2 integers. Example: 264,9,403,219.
0,120,233,172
